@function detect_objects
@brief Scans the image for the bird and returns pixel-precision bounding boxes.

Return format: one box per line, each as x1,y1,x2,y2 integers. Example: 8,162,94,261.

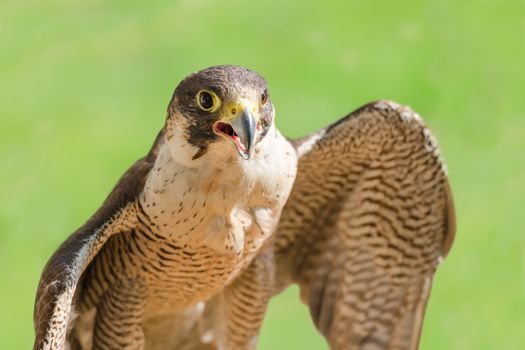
33,65,456,350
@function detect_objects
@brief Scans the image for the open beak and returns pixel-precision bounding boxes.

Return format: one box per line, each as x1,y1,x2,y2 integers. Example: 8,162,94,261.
214,102,258,160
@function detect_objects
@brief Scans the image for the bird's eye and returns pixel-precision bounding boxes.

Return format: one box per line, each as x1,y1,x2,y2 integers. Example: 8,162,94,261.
196,90,219,112
260,89,269,106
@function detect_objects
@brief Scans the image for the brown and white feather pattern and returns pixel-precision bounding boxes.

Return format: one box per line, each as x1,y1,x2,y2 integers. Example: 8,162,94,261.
34,98,455,350
269,100,456,349
183,100,455,350
34,120,297,349
33,130,162,350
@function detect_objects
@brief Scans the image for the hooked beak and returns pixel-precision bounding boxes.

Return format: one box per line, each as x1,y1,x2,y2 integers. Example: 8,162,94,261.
214,102,258,160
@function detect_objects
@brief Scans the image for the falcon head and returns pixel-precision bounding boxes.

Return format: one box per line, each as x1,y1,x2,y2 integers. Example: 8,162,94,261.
166,65,274,162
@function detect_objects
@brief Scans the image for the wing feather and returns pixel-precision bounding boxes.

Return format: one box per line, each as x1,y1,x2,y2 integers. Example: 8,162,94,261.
33,130,165,350
274,101,455,349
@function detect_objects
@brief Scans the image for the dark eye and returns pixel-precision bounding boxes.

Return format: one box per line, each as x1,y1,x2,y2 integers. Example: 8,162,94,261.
260,89,269,105
196,90,217,111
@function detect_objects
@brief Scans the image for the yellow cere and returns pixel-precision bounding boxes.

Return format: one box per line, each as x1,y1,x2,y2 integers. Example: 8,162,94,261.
224,98,258,121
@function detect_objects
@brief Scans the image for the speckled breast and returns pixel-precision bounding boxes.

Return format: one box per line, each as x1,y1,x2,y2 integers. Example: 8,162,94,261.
79,198,264,315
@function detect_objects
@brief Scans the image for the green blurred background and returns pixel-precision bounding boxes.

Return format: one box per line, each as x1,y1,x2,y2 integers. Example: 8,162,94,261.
1,0,524,348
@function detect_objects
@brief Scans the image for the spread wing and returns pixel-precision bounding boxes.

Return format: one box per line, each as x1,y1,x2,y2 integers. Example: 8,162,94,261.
272,101,456,349
33,130,164,350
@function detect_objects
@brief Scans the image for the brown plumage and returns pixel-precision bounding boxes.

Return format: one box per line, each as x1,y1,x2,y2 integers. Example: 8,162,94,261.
273,101,455,349
33,66,455,350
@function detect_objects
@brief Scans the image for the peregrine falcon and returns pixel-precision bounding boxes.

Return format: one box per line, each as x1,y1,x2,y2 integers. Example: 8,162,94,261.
33,65,455,350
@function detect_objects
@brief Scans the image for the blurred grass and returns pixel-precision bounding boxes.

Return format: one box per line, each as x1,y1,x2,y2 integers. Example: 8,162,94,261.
1,0,524,349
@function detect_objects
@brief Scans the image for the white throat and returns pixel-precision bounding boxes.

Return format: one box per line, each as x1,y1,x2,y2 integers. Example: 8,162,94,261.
139,121,297,255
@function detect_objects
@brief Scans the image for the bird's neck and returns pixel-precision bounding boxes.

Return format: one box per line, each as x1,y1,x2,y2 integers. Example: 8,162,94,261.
138,123,297,258
141,123,284,216
163,121,282,179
